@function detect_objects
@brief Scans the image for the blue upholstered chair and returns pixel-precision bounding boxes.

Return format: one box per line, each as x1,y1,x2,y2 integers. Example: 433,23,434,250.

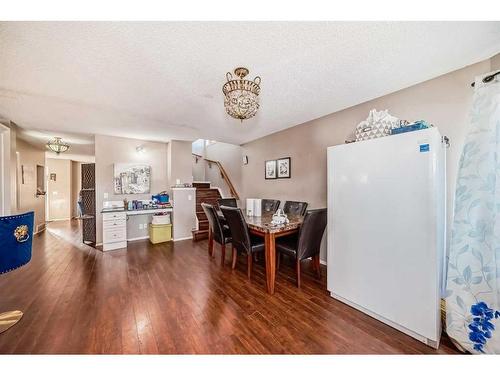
0,211,34,334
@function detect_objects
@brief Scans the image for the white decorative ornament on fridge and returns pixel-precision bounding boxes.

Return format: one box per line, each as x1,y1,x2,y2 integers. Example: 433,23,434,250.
354,109,399,142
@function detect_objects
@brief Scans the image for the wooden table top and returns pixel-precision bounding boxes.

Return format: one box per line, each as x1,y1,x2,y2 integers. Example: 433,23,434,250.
245,212,303,234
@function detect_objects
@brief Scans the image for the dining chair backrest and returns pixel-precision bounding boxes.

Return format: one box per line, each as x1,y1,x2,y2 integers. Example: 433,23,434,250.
283,201,308,216
296,208,327,261
262,199,280,213
220,205,251,254
201,203,226,244
217,198,237,208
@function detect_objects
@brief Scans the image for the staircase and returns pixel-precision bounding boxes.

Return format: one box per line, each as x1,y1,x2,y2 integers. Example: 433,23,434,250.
192,182,221,241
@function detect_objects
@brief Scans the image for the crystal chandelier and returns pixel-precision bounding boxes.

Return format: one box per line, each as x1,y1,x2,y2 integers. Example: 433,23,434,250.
223,67,261,121
46,137,70,154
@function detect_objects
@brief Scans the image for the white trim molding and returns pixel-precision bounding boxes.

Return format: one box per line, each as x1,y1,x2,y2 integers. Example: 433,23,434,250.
173,236,192,242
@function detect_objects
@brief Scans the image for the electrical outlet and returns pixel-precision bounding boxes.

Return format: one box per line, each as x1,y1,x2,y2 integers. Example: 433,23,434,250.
104,192,109,199
188,195,192,201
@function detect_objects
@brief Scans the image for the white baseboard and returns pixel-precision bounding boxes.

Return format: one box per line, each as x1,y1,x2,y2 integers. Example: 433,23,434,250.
103,241,127,252
34,223,47,235
320,259,327,266
173,236,192,242
127,236,149,242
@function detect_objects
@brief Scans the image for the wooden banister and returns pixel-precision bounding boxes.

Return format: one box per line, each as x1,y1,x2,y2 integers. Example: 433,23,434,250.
191,153,240,200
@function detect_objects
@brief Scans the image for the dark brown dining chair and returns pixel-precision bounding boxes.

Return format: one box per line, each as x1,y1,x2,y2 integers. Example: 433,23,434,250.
276,208,327,288
283,201,308,216
201,203,232,265
262,199,280,213
220,205,265,280
217,198,237,208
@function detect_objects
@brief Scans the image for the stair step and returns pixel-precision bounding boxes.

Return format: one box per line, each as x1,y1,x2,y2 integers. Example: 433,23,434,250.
197,192,219,197
198,219,209,230
193,182,211,189
196,210,207,219
192,229,209,241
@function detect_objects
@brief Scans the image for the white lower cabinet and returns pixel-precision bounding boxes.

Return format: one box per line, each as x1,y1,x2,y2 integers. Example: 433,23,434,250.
102,212,127,251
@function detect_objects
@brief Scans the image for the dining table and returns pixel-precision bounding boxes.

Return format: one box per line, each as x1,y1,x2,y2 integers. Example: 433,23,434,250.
245,212,304,295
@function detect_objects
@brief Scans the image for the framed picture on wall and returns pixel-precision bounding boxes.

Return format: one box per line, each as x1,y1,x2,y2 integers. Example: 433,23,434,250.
114,163,151,194
277,157,291,178
265,160,277,179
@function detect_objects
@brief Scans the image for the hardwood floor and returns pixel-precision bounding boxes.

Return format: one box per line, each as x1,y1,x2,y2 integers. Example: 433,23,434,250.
0,220,460,354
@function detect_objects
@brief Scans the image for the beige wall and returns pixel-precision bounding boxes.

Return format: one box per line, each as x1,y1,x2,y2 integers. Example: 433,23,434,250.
167,140,193,188
71,161,82,218
241,58,495,261
16,138,46,230
95,134,168,243
192,139,206,181
47,158,72,221
205,141,243,200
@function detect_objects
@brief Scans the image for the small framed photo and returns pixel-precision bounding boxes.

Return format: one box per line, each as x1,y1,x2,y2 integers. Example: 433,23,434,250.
277,157,291,179
265,160,277,179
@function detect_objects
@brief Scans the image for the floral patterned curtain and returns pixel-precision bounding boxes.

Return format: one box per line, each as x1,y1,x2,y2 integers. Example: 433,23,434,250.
446,70,500,353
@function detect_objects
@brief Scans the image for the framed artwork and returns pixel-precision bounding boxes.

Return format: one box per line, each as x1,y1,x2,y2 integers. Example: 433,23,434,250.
277,157,291,179
114,163,151,194
265,160,277,179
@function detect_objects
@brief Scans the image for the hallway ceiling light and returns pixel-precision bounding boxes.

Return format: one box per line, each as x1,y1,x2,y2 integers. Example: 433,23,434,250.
223,67,261,122
46,137,70,154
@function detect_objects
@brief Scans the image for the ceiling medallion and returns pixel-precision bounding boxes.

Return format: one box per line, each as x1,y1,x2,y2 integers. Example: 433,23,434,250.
223,67,261,122
46,137,70,155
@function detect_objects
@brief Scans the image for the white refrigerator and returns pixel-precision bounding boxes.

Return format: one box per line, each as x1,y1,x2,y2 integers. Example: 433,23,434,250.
327,127,446,348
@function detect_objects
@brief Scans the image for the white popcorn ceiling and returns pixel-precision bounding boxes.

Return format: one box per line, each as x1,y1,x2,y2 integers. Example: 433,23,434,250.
0,21,499,149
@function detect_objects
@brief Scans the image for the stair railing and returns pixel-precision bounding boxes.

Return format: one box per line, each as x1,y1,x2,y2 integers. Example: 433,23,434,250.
192,153,240,200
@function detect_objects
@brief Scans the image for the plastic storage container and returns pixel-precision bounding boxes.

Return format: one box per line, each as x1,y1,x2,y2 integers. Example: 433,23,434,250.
152,213,171,225
149,223,172,244
391,121,429,135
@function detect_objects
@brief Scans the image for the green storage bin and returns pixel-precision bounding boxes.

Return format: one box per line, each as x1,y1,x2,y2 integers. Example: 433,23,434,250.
149,223,172,244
